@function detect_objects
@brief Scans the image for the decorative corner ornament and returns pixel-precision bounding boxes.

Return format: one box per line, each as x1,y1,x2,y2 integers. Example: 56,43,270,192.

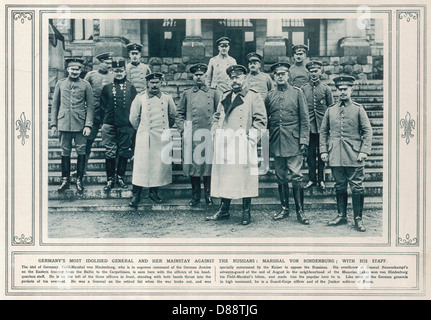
400,111,415,145
16,112,31,146
13,12,33,24
398,234,418,246
14,234,33,245
398,11,418,22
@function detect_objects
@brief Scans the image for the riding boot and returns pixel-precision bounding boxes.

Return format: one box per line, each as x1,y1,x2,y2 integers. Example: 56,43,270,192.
76,154,86,194
149,187,162,203
328,191,348,226
273,183,290,220
58,156,71,193
116,156,129,189
241,197,252,225
203,176,213,205
352,193,366,232
292,184,309,225
205,198,231,221
129,185,143,208
103,158,116,192
189,177,201,206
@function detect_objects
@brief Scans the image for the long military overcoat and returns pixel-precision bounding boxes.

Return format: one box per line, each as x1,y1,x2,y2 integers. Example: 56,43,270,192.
176,85,221,177
50,77,95,132
264,84,309,158
129,92,176,187
210,87,267,199
319,100,373,167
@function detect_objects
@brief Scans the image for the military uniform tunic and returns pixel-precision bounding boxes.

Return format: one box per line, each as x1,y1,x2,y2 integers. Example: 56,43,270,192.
129,92,176,187
319,99,373,167
205,54,237,92
288,63,310,88
84,69,114,125
50,77,95,132
126,62,152,94
176,85,221,177
264,84,309,158
245,72,274,100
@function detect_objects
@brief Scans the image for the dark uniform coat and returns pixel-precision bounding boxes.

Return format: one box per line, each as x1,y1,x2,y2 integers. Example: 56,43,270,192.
319,99,373,167
84,69,114,125
50,77,95,132
264,84,309,157
129,91,176,187
126,62,151,94
301,79,334,133
288,64,309,88
176,84,221,177
211,87,267,199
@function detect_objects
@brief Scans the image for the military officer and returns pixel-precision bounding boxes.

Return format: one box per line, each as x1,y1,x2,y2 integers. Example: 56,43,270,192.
128,72,176,207
125,43,152,94
245,52,274,100
100,59,137,192
176,63,221,206
301,60,334,190
289,44,310,88
50,57,95,194
81,52,114,176
320,75,373,232
205,37,237,93
206,65,267,225
264,62,310,224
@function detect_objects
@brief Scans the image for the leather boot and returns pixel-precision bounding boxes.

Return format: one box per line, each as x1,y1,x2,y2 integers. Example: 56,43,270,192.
241,197,251,225
189,177,201,206
293,185,309,225
116,156,128,189
58,156,71,193
75,154,86,194
206,198,231,221
129,185,143,208
273,183,290,220
352,193,366,232
203,176,213,205
328,191,348,226
149,187,162,203
103,158,116,192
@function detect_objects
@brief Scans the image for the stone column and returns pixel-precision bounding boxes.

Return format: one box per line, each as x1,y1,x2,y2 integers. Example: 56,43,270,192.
94,19,128,60
263,19,286,64
182,19,205,62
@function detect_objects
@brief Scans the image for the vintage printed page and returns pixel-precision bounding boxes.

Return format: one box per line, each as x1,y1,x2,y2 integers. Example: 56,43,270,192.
0,0,430,304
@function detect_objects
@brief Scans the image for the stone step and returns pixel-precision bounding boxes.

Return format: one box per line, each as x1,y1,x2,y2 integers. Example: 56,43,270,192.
48,196,383,213
48,180,383,201
48,167,384,185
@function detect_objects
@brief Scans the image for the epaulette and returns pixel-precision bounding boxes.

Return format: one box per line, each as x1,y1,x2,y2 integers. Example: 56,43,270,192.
353,101,363,108
249,88,258,93
328,103,336,108
293,86,302,91
81,78,91,86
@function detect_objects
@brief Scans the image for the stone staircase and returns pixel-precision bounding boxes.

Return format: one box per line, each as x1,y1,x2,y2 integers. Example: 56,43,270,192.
48,79,384,213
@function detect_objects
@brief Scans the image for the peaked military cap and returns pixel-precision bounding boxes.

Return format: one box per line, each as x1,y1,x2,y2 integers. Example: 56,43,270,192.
333,75,356,87
96,52,113,62
216,36,231,45
226,64,248,77
246,52,262,62
145,72,164,81
65,57,85,68
270,62,291,73
112,59,126,69
292,44,309,54
190,63,208,74
127,42,143,52
306,60,323,70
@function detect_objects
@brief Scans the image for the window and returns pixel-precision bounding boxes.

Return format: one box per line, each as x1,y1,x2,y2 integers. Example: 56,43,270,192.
72,19,94,41
148,19,185,57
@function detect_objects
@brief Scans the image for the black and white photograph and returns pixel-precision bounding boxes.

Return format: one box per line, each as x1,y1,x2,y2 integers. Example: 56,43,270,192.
1,0,430,301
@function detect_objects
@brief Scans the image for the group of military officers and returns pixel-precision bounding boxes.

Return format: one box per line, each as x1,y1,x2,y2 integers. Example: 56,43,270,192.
50,36,373,233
